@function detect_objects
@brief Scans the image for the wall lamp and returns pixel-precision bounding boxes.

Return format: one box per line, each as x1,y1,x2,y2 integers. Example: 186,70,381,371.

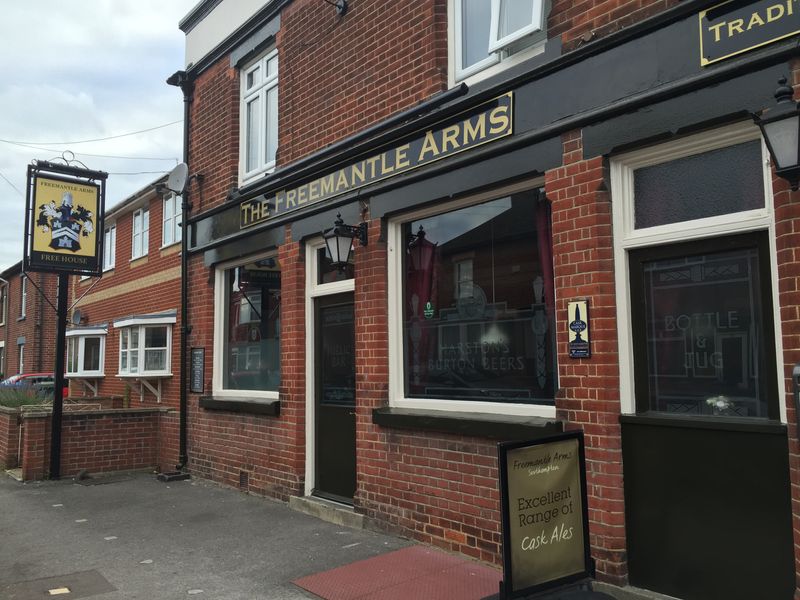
753,76,800,191
323,213,367,270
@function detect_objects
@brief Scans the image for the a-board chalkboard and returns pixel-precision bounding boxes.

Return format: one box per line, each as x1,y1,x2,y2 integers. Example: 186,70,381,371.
190,348,204,394
497,431,592,598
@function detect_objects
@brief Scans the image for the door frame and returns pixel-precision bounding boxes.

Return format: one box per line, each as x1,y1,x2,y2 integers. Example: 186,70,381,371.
304,238,355,497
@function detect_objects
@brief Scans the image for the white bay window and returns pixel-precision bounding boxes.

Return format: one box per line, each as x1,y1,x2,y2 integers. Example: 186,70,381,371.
240,48,279,184
66,328,106,377
114,313,175,377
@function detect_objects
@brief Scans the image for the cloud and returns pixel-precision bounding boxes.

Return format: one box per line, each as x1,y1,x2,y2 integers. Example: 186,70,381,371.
0,0,194,271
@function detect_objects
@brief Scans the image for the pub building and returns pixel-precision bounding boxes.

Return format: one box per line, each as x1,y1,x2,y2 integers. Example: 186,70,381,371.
172,0,800,598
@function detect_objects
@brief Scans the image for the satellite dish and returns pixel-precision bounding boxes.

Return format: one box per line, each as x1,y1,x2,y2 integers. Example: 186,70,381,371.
166,163,189,194
71,309,82,325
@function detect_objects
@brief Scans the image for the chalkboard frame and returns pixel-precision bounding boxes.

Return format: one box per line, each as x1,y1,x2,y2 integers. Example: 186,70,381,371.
497,431,593,598
190,347,205,394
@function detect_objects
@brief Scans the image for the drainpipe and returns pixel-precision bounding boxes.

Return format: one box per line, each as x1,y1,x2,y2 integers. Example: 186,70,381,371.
0,276,8,378
167,69,194,472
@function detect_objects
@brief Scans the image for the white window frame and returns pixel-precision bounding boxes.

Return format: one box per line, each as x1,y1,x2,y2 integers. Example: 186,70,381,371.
0,341,4,378
387,178,554,418
488,0,545,53
609,121,785,422
131,208,149,260
0,283,6,326
213,251,280,400
162,193,182,248
18,343,23,374
20,276,26,318
449,0,547,87
103,224,116,270
239,48,279,185
114,314,175,377
65,328,107,378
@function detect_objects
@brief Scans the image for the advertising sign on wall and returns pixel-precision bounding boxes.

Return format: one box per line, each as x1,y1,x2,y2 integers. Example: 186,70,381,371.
24,164,106,275
497,432,592,598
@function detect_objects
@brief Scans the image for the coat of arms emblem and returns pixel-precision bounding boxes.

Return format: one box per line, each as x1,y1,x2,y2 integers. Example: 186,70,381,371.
36,191,94,252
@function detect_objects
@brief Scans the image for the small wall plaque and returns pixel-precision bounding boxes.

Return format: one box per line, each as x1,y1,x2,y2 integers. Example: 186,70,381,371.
190,348,205,393
568,300,590,359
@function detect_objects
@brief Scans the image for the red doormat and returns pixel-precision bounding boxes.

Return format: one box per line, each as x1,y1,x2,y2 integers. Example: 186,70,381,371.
292,545,501,600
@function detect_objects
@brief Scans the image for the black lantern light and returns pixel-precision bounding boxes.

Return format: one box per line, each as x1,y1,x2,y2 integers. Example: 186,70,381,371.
754,76,800,191
407,225,436,272
323,213,367,270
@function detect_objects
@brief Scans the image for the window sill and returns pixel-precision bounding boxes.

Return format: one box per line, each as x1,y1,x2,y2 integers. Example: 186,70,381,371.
66,374,105,379
17,316,25,322
620,413,787,435
372,407,562,440
199,396,280,416
160,242,181,255
130,255,149,266
117,372,172,378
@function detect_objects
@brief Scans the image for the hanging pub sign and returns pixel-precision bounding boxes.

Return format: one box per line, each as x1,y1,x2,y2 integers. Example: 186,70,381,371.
239,92,514,229
700,0,800,66
23,161,107,276
568,300,591,359
496,432,592,599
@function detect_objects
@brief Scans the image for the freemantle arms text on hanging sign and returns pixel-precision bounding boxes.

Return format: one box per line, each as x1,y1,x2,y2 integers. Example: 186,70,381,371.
239,92,514,229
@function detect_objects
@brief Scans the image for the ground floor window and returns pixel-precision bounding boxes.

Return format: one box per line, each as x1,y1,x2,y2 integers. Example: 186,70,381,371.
66,329,106,377
113,312,175,377
629,233,778,419
398,187,555,404
214,254,281,394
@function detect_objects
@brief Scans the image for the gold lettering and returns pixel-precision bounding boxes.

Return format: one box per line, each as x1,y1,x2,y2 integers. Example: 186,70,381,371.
708,22,725,42
395,144,411,169
789,0,794,16
309,180,320,202
380,151,395,176
351,161,366,186
748,12,765,29
441,124,460,153
241,203,252,226
274,190,285,213
728,18,744,36
297,184,308,204
768,4,786,21
286,189,297,209
321,175,335,197
489,105,511,135
418,130,440,161
336,169,349,192
463,113,486,145
366,156,381,179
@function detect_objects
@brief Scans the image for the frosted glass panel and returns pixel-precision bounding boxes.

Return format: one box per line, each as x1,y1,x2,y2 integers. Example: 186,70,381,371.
499,0,534,38
462,0,492,69
634,140,763,229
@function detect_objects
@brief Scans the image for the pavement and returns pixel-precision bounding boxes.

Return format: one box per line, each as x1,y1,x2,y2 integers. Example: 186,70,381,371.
0,471,413,599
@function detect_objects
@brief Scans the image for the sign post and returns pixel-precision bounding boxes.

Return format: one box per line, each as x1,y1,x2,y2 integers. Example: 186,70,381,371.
496,431,593,598
23,160,106,480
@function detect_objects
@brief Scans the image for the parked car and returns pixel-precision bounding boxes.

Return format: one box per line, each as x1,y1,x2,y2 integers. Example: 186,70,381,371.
0,373,68,397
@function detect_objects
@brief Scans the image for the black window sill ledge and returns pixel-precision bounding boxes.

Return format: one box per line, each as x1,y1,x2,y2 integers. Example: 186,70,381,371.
372,407,562,441
620,413,787,435
199,396,280,416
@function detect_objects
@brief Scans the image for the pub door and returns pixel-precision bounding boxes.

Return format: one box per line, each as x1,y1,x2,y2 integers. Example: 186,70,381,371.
313,293,357,503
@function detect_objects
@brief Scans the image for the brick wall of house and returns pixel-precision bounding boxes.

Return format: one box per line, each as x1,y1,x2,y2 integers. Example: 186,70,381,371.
0,269,59,379
546,132,626,585
70,189,182,409
0,407,20,468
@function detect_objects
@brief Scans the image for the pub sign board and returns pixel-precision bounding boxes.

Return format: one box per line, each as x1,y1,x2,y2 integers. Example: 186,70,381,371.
24,163,106,276
497,432,592,598
700,0,800,66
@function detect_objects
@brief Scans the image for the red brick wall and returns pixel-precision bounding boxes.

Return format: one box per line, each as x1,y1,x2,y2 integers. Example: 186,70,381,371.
19,408,170,480
777,61,800,598
549,0,681,52
278,0,447,165
0,270,59,378
546,132,626,585
0,407,20,468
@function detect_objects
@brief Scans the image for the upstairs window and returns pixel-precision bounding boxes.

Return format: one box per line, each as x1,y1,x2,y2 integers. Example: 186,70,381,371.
103,225,116,270
240,48,279,184
452,0,546,83
115,313,176,377
132,208,149,260
162,193,182,247
0,284,6,326
20,276,26,318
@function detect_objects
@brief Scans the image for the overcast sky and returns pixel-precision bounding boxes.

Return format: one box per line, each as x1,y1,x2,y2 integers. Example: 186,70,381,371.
0,1,196,271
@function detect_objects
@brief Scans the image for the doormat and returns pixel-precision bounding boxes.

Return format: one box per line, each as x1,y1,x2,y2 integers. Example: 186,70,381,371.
75,474,132,486
292,545,501,600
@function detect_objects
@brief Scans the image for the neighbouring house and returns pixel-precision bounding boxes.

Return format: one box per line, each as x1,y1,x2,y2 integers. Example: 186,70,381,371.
167,1,800,598
0,261,59,380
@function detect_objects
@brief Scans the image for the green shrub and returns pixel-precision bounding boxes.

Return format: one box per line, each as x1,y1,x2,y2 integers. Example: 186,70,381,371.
0,386,52,409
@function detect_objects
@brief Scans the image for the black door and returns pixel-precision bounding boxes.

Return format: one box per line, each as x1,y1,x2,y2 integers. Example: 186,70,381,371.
314,293,356,503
